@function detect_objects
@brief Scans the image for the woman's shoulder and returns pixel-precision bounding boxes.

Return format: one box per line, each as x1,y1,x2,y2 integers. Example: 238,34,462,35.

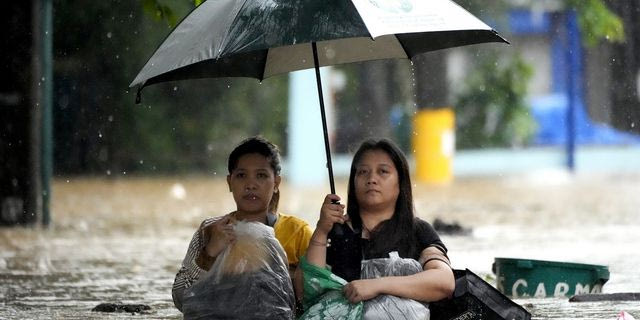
198,215,226,229
412,217,435,230
412,217,447,253
274,213,313,240
275,212,311,228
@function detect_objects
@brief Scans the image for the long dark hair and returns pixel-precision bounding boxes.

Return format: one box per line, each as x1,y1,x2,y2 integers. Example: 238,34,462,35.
346,138,416,257
227,136,282,213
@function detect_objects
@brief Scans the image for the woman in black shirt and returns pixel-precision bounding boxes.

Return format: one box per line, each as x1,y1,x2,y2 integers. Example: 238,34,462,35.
304,138,454,304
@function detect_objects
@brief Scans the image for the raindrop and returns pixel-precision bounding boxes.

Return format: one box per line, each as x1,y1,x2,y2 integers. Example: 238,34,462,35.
139,160,144,164
115,55,120,59
213,171,217,175
632,122,636,128
98,132,102,138
173,86,178,91
41,77,45,81
123,171,127,175
66,180,70,183
207,144,213,151
107,32,112,38
171,183,187,200
106,170,111,175
108,115,114,122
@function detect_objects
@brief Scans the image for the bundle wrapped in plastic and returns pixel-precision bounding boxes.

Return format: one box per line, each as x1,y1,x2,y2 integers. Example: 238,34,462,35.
182,221,295,320
361,252,430,320
299,256,363,320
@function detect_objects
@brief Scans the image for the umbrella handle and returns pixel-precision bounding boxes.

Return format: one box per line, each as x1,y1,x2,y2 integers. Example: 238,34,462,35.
311,42,337,194
312,42,343,236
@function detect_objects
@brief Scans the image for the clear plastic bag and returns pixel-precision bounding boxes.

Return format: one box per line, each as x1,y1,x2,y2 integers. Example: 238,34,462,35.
361,252,430,320
182,221,295,320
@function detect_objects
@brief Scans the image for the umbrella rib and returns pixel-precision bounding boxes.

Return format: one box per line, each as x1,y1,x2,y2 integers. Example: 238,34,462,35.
392,34,411,59
217,0,251,60
258,49,268,82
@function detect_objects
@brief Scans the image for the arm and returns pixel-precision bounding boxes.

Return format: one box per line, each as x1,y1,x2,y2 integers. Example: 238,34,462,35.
304,194,346,267
292,222,313,304
343,246,455,303
171,216,234,311
172,223,208,312
295,194,346,303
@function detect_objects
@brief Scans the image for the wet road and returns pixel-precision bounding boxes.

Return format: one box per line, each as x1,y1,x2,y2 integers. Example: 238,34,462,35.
1,172,639,319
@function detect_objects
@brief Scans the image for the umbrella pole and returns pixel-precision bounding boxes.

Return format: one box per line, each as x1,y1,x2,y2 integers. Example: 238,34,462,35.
311,42,336,195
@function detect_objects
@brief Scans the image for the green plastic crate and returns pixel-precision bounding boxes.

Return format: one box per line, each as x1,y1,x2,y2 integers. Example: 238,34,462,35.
493,257,610,298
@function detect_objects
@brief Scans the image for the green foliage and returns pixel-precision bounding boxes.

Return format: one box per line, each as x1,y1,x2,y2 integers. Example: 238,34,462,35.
140,0,200,28
454,53,536,149
52,0,289,175
460,0,624,47
565,0,625,47
139,0,203,28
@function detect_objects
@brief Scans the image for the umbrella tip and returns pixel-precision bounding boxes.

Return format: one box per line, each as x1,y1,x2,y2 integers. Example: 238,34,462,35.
135,87,142,104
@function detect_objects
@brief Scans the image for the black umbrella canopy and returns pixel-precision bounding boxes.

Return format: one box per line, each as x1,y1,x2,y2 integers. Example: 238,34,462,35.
130,0,508,195
130,0,507,89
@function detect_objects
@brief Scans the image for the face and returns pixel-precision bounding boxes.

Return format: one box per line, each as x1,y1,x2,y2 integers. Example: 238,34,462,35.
354,149,400,212
227,153,281,215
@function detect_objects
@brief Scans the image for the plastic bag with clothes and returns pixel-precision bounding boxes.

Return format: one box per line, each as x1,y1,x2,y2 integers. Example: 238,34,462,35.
298,256,364,320
182,221,295,320
361,251,430,320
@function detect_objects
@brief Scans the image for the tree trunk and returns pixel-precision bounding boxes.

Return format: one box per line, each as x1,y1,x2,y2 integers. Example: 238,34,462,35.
414,51,449,109
358,61,392,139
609,0,640,134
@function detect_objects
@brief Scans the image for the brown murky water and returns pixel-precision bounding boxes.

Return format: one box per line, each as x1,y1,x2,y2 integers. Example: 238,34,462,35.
1,172,639,319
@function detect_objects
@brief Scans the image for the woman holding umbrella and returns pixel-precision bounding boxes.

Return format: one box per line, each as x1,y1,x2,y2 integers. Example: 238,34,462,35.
172,136,313,317
303,138,454,307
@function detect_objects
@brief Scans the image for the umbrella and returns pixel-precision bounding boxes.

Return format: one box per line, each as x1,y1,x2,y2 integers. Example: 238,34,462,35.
130,0,508,194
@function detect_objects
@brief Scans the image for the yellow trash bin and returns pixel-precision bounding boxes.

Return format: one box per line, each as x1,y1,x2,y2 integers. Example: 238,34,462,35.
413,108,455,184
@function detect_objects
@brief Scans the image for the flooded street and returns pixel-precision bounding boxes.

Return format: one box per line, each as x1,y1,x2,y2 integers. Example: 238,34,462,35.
1,173,639,319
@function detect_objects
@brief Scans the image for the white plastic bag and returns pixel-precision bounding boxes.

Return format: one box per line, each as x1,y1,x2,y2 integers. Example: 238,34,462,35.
182,221,295,320
361,252,430,320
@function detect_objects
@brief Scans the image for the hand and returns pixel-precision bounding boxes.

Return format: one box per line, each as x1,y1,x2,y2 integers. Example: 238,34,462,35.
343,279,381,303
316,194,346,235
204,215,236,258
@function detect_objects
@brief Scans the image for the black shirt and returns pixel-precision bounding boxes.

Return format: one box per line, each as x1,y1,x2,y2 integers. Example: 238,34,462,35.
326,218,447,282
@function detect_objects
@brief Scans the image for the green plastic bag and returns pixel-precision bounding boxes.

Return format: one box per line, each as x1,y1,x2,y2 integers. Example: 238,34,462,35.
298,256,363,320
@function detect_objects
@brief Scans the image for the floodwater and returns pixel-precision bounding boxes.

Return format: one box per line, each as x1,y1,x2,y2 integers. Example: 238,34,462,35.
1,172,639,319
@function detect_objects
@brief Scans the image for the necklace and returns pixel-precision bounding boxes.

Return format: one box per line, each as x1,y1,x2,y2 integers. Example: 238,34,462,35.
361,223,376,239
